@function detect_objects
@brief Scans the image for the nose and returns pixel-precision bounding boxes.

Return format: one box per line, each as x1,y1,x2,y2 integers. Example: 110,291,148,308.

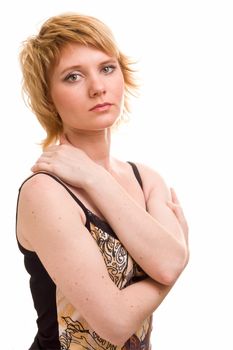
88,75,106,98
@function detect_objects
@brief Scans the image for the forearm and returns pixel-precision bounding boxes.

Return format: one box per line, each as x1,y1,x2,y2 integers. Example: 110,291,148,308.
115,277,172,345
85,168,187,284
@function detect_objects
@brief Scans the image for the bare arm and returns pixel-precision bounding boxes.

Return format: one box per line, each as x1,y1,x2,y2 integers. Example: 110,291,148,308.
31,145,189,285
84,163,188,285
17,174,172,346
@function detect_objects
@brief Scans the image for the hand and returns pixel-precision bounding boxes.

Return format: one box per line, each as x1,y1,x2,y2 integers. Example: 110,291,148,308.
31,135,100,188
167,188,189,245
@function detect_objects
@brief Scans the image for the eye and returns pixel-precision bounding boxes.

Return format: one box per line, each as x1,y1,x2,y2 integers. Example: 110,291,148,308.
64,72,82,82
102,65,116,74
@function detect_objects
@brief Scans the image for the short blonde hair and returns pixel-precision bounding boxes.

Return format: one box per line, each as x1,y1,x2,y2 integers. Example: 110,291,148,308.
20,13,138,148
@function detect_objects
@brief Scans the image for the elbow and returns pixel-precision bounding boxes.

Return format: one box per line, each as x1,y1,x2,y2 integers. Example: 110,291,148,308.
97,316,133,347
107,334,129,348
156,245,189,286
87,293,135,347
97,332,129,347
110,326,134,347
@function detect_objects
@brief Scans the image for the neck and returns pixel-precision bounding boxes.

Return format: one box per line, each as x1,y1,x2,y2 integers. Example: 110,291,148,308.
64,128,113,171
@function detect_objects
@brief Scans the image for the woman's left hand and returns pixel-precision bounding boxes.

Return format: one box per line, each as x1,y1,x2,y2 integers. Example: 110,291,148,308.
31,136,100,188
167,188,189,246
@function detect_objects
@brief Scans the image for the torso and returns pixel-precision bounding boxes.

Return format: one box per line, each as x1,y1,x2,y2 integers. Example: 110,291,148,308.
16,160,153,349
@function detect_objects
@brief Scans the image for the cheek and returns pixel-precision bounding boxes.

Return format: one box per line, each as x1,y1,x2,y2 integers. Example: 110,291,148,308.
114,75,125,100
50,86,64,109
51,86,82,113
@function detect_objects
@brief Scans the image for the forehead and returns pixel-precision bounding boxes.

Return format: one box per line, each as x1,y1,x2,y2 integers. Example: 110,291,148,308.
55,43,116,71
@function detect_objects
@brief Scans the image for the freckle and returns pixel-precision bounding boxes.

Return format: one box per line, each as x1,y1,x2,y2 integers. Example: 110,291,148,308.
130,305,134,308
101,275,104,279
139,256,143,260
86,298,89,301
31,211,34,214
58,216,62,220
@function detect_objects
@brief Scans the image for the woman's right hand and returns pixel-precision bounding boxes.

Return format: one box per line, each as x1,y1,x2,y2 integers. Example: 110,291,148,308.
31,140,102,188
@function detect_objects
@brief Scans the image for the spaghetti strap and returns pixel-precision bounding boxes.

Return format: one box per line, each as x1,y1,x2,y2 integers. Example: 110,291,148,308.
18,171,89,215
18,165,143,217
127,161,143,190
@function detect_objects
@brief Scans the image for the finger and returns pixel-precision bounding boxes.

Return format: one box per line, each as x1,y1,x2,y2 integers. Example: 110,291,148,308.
167,201,189,242
167,201,180,210
169,189,186,220
37,152,53,160
167,201,181,216
34,155,52,164
170,187,180,205
167,201,185,224
31,153,53,170
31,162,52,173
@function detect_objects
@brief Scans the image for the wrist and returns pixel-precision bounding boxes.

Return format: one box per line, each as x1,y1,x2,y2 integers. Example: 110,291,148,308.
83,164,109,191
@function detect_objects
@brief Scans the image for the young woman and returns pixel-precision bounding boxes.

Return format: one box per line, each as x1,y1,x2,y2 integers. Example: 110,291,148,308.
17,13,189,350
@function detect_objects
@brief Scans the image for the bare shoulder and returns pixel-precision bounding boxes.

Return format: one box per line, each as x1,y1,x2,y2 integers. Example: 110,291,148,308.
133,162,171,202
19,172,60,198
18,173,86,229
20,172,67,199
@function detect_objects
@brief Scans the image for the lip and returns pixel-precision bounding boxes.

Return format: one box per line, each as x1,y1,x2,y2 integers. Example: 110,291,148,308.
89,103,113,112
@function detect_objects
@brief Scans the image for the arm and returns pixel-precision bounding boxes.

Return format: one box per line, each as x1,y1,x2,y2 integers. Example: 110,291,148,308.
84,163,189,285
17,174,172,346
31,145,189,285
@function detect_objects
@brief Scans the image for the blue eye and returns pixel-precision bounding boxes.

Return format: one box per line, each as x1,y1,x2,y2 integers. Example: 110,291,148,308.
102,65,116,74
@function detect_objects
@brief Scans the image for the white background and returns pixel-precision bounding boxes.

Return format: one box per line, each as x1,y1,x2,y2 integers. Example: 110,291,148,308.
1,1,232,349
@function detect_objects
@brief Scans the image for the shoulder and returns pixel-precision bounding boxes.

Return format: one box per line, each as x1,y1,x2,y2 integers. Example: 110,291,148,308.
19,172,66,201
133,162,171,202
18,172,86,223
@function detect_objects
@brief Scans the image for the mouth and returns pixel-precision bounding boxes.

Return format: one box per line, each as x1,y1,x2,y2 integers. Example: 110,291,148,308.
89,103,113,112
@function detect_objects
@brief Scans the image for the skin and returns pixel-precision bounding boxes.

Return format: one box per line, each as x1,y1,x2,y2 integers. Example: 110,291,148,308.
17,43,189,345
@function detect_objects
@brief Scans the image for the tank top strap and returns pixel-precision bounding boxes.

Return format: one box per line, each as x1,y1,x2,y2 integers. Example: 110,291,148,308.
127,161,143,190
19,171,89,215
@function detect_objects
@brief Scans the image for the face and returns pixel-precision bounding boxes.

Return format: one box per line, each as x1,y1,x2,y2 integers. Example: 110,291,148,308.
49,43,125,133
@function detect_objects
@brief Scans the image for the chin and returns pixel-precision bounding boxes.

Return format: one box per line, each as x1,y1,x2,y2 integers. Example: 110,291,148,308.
94,113,120,129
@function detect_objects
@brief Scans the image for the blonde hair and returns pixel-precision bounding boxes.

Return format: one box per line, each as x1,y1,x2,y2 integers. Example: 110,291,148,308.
19,13,138,148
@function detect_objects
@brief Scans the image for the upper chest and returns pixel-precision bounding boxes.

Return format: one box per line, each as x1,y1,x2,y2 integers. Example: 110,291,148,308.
69,162,146,222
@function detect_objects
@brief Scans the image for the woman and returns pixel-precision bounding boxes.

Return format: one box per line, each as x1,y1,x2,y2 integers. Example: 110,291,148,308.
16,13,189,350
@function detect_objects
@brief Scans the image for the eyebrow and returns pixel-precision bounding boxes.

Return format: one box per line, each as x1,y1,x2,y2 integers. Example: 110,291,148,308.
60,59,118,76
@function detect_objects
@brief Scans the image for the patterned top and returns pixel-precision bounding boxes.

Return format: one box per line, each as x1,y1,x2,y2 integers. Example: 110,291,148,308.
16,163,153,350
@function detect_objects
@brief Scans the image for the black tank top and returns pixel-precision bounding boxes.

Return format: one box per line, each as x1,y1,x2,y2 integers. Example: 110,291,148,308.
16,162,152,350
